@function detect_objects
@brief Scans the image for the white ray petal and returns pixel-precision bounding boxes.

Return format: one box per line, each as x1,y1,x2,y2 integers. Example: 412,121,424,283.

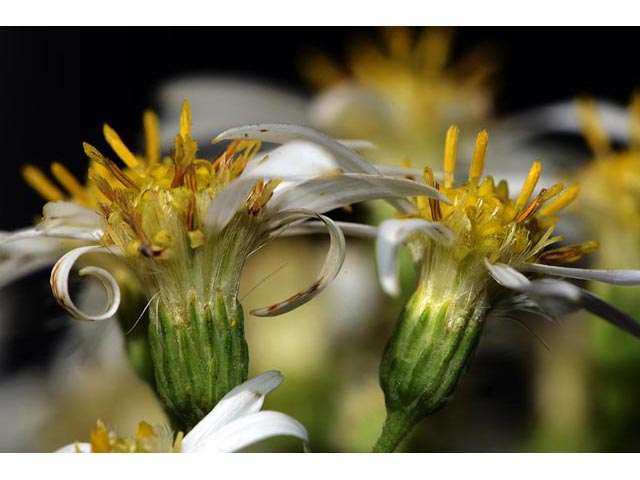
521,263,640,286
41,201,103,228
50,245,121,322
182,371,283,450
269,173,448,216
378,219,455,297
251,209,345,316
55,442,91,453
204,177,260,235
309,82,393,132
184,411,308,453
278,220,378,239
490,100,629,148
214,123,379,174
484,259,532,290
580,289,640,338
244,140,340,179
0,256,56,289
213,123,417,213
336,139,377,151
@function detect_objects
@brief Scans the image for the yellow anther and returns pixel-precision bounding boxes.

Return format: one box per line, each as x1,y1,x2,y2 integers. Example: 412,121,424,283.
144,110,160,166
538,184,580,217
577,98,610,156
443,125,459,188
22,165,65,201
103,124,139,169
515,160,542,212
51,162,85,199
179,100,192,140
468,129,488,189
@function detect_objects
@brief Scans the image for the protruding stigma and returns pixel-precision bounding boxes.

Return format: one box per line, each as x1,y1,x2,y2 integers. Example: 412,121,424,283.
179,100,192,140
538,184,580,217
443,125,459,188
469,129,489,189
515,160,542,212
143,110,161,166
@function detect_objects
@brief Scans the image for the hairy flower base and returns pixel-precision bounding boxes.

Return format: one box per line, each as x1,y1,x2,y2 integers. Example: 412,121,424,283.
149,292,248,432
376,288,485,451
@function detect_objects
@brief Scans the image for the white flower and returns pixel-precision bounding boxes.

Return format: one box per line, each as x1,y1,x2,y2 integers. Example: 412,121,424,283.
56,370,308,453
3,103,445,322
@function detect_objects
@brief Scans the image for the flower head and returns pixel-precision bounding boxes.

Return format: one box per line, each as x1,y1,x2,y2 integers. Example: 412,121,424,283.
56,371,309,453
370,126,640,452
9,106,444,431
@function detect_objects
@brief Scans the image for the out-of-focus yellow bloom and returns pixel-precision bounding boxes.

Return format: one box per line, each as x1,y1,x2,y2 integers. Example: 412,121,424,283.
301,27,495,167
577,96,640,228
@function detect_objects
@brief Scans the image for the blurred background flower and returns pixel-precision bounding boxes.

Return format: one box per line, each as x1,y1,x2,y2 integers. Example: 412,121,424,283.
2,27,640,452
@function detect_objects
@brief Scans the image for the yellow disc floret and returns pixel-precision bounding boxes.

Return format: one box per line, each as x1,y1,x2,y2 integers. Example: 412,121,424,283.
85,420,181,453
22,101,277,260
413,126,595,269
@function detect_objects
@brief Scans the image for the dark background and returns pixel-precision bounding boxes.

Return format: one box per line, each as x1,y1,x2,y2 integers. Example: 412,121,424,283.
0,28,638,229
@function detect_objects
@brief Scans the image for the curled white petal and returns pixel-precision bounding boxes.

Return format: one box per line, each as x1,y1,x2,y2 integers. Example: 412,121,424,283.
252,209,345,316
55,442,91,453
50,245,121,321
269,172,449,216
182,371,283,450
279,220,378,239
213,123,418,213
521,263,640,286
184,410,309,453
378,219,455,297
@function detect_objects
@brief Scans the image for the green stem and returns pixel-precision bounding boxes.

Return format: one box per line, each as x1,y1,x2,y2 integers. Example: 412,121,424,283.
372,410,415,453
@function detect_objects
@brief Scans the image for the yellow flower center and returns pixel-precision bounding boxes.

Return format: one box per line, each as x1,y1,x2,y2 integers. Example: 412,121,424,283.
413,126,596,268
22,100,278,259
301,27,494,167
577,96,640,229
86,420,181,453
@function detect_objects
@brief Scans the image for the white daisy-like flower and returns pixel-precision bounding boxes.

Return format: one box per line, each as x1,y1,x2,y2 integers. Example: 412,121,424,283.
4,101,444,431
56,370,308,453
